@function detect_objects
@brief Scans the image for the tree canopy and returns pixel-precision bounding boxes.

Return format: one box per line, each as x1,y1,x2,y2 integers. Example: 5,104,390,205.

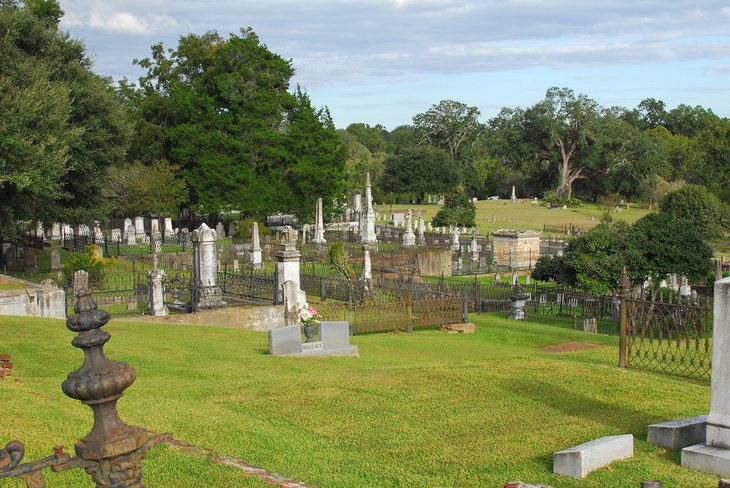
126,28,346,221
0,0,129,235
532,213,713,294
380,146,461,202
661,184,729,239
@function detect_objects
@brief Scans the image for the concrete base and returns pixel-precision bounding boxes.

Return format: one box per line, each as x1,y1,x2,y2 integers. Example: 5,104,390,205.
553,434,633,479
648,415,707,450
682,443,730,477
440,323,475,334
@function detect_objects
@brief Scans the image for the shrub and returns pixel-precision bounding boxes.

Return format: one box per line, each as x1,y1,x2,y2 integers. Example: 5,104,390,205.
65,245,117,283
661,184,729,239
233,217,271,240
431,191,476,227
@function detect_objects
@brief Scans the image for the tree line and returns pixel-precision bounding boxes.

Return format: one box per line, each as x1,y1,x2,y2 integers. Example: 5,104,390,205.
2,0,729,237
342,92,730,210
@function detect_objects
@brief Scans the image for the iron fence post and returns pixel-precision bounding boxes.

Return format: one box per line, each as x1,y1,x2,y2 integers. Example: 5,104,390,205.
619,269,629,368
407,292,413,333
462,287,469,323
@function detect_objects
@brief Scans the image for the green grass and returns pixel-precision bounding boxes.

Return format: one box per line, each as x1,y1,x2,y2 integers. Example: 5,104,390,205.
380,200,653,235
0,313,717,487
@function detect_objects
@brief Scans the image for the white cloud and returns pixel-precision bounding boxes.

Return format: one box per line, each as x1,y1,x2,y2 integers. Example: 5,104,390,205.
88,12,151,34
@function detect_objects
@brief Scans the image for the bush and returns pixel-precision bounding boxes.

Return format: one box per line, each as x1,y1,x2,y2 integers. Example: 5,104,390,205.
596,193,625,207
431,191,476,227
543,191,582,208
233,217,271,240
65,245,116,283
661,184,729,239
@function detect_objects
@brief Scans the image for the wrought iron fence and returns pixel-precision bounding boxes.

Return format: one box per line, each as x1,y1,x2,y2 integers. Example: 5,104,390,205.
317,290,462,335
218,267,276,304
64,270,148,316
623,295,713,380
542,223,596,236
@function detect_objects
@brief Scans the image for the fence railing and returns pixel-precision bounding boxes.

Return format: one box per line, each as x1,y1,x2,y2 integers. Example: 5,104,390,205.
622,293,713,380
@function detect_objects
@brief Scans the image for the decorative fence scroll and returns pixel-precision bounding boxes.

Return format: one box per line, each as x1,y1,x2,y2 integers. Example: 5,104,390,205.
623,295,713,380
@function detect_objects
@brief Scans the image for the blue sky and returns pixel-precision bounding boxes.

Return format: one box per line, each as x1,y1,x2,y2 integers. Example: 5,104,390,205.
59,0,730,130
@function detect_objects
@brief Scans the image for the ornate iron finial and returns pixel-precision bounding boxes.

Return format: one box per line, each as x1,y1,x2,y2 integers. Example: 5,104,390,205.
2,289,170,487
61,288,169,486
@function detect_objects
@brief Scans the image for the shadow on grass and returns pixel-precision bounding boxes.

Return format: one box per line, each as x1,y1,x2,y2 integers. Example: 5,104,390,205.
499,377,659,474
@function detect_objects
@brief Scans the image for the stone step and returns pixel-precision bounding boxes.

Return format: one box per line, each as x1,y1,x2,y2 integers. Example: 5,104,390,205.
648,415,707,450
553,434,633,479
682,443,730,477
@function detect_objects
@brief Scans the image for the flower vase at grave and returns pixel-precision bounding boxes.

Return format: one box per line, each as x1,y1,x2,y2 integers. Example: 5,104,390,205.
304,324,315,343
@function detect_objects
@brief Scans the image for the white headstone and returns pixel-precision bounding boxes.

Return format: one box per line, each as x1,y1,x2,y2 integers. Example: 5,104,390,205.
251,222,262,269
312,198,327,245
402,210,416,247
134,216,145,238
192,223,225,308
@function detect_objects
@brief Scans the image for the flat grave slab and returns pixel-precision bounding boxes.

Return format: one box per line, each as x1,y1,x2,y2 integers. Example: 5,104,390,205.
648,415,707,450
553,434,633,479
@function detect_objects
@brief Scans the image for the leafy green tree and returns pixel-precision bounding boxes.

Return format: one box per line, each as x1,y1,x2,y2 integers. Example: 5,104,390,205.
345,123,389,153
0,1,129,235
560,217,631,294
533,213,713,294
105,160,188,216
412,100,483,161
626,212,713,290
431,191,476,228
661,184,728,239
128,28,346,222
380,146,461,202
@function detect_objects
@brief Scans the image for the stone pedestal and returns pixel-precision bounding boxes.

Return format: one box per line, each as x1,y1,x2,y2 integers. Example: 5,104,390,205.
402,210,416,247
192,223,226,309
146,268,168,316
682,277,730,476
508,287,529,320
492,229,540,270
274,227,306,308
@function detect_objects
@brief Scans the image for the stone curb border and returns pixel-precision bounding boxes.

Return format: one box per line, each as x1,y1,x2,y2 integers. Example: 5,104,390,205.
168,437,316,488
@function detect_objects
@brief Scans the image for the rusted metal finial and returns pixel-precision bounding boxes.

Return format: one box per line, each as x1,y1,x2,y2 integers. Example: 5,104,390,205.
61,288,169,487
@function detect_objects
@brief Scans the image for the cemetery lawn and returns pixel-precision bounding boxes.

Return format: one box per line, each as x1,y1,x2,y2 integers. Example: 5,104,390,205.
382,200,654,234
0,314,716,487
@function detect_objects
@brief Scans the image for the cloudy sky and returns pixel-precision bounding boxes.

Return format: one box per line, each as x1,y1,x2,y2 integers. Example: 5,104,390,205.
59,0,730,129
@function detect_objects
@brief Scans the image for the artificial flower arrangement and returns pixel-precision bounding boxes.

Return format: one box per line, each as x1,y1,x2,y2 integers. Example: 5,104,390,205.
299,306,321,327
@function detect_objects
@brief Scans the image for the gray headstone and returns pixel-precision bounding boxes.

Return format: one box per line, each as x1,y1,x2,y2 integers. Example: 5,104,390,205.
268,324,303,356
320,321,351,349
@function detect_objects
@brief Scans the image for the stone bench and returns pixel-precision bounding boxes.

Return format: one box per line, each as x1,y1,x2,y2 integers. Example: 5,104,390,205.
553,434,633,479
648,415,707,450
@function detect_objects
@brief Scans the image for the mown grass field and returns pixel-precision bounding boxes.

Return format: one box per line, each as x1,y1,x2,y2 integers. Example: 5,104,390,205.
0,313,717,487
380,200,653,234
